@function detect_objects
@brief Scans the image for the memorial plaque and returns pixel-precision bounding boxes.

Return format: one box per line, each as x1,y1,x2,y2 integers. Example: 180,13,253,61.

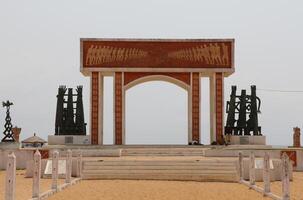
65,136,73,144
44,160,66,175
240,136,249,144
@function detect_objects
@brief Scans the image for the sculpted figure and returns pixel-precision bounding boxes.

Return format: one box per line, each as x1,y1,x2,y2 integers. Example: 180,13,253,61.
222,43,229,65
86,45,94,65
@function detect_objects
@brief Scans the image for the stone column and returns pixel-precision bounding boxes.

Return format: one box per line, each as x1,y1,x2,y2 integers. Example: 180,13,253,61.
32,150,41,199
114,72,123,145
91,72,100,145
209,75,216,144
51,150,59,191
191,72,200,143
281,153,290,200
65,150,72,184
5,152,16,200
263,152,270,194
238,152,244,181
249,152,255,186
215,72,224,144
293,127,301,147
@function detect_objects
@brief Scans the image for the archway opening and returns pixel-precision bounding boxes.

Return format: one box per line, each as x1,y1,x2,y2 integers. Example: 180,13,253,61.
125,80,188,144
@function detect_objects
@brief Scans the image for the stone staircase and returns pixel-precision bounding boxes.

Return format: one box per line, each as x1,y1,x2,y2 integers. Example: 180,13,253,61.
122,147,206,156
82,158,239,182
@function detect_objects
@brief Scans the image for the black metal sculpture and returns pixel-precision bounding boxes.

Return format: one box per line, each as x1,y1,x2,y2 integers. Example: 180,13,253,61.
2,100,15,142
55,86,86,135
225,85,261,136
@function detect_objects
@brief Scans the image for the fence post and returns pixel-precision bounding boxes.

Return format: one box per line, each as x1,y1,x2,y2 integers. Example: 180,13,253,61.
51,150,59,191
32,150,41,199
263,152,270,195
281,153,290,200
249,151,255,186
65,150,72,184
77,150,82,178
5,152,16,200
239,152,244,181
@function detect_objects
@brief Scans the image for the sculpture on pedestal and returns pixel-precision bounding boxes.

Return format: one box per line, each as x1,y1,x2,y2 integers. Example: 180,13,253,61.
55,86,86,135
225,85,262,136
2,100,15,142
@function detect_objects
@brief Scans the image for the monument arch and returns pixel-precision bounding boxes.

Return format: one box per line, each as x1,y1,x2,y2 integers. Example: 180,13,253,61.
80,38,234,145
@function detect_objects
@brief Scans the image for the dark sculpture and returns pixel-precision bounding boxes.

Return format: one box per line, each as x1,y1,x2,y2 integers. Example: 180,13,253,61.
2,100,15,142
225,85,261,136
55,86,86,135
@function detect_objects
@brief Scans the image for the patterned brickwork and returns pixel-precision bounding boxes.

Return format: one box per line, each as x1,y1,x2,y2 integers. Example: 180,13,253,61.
124,72,191,87
115,72,123,145
215,72,223,144
91,72,99,145
191,73,200,142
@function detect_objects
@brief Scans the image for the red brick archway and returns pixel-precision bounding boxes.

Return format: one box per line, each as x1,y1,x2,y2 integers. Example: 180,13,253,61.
81,39,234,145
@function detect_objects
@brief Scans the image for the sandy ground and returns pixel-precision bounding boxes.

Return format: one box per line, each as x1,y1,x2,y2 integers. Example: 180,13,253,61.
1,170,302,200
0,170,64,200
47,180,271,200
47,173,303,200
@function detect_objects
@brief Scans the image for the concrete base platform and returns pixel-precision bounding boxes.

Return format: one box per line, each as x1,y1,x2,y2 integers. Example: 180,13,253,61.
48,135,91,145
227,135,266,145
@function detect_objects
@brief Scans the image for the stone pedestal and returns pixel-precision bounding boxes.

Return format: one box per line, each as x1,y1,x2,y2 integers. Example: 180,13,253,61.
293,127,301,147
12,127,21,143
48,135,91,145
228,135,266,145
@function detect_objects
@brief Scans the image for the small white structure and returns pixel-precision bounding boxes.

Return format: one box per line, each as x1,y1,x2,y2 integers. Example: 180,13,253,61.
22,133,46,148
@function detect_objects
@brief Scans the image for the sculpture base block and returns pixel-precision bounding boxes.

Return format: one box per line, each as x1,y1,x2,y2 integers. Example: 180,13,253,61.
226,135,266,145
48,135,91,145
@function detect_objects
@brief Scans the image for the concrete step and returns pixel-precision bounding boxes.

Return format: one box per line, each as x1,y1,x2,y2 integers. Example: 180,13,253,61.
83,165,236,170
82,174,238,182
122,148,205,156
81,158,238,182
83,160,236,166
83,169,237,174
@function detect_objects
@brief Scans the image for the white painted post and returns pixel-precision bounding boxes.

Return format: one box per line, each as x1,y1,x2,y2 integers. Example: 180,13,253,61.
32,150,41,199
239,152,244,181
65,150,72,184
263,152,270,195
5,152,16,200
77,150,82,178
51,150,59,191
249,151,255,186
281,153,290,200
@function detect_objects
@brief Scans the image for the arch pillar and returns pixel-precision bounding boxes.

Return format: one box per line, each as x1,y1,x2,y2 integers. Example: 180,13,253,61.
215,72,224,144
114,72,124,145
190,72,200,143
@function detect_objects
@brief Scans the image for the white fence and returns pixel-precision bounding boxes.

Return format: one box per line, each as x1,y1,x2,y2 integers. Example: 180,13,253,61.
4,150,82,200
239,151,291,200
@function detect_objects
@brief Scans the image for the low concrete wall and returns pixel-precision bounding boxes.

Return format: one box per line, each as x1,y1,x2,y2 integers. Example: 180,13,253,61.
0,149,34,170
49,149,122,157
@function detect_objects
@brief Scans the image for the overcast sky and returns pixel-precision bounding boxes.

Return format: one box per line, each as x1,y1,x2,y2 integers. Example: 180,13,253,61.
0,0,302,145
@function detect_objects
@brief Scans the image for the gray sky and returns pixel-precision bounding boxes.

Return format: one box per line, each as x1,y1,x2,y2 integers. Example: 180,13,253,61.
0,0,302,145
